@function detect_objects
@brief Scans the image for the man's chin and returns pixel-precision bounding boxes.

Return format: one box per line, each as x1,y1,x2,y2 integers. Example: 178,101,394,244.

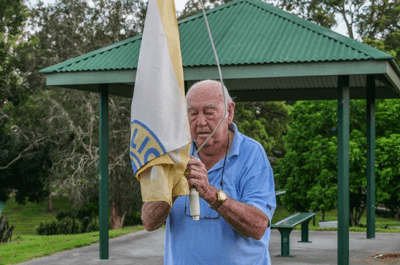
195,138,213,148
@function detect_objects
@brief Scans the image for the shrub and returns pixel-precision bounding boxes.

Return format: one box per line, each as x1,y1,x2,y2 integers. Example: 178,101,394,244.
37,217,82,235
123,211,142,226
76,198,99,221
85,217,99,233
56,211,77,221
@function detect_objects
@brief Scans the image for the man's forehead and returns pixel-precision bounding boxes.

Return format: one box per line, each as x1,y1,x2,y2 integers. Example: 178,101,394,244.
188,83,224,99
188,102,217,109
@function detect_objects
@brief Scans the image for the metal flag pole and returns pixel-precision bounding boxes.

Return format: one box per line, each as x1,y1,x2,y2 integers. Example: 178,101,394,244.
186,0,227,221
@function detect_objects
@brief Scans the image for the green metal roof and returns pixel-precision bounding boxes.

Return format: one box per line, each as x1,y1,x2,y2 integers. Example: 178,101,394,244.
40,0,392,74
40,0,400,101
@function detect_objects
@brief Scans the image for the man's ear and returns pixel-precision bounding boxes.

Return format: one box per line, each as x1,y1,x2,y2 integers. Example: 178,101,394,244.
228,102,236,123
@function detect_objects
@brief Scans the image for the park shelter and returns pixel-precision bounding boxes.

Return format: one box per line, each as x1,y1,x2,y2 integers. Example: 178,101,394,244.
40,0,400,264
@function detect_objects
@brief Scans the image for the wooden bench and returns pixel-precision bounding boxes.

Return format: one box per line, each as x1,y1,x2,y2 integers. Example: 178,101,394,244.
271,212,316,257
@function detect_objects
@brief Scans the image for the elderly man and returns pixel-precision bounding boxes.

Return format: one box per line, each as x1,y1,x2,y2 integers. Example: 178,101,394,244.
141,80,276,265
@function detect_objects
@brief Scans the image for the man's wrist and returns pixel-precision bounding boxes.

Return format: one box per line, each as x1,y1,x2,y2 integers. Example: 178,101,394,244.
204,186,220,208
207,188,228,210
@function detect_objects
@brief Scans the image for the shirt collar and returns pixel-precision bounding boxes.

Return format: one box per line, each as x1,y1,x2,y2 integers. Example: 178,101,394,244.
227,122,241,160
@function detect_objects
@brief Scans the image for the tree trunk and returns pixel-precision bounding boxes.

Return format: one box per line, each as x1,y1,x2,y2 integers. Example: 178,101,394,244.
321,210,325,221
354,206,366,227
349,207,356,227
111,204,126,229
47,193,53,212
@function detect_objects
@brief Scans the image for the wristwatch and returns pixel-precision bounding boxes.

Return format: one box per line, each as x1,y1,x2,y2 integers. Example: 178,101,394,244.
217,190,227,202
212,190,227,209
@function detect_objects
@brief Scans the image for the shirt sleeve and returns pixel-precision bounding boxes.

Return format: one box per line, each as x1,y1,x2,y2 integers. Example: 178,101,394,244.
238,147,276,224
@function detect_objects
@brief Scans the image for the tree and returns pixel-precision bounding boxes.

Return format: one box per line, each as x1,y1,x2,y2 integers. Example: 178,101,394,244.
0,0,51,205
0,130,50,204
0,0,29,106
375,134,400,217
2,0,148,228
374,99,400,216
179,0,236,18
357,0,400,64
276,99,400,225
275,100,370,225
233,102,292,166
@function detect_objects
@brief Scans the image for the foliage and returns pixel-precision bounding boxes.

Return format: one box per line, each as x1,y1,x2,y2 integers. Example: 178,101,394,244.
358,0,400,64
186,0,365,40
375,135,400,215
179,0,231,18
0,215,15,244
0,0,50,206
8,88,142,224
36,217,82,235
275,100,361,225
36,215,100,235
278,0,340,29
0,132,51,204
123,211,143,226
0,0,148,229
276,99,400,226
0,0,29,105
36,198,102,235
234,102,292,166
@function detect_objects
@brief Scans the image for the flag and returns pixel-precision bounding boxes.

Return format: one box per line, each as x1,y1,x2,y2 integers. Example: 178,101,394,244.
130,0,191,206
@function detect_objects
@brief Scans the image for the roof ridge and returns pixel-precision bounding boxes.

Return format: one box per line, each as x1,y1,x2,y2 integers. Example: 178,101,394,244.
178,0,245,25
245,0,392,60
40,35,142,73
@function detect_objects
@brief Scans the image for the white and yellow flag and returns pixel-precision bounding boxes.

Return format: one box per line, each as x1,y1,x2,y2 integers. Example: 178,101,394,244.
130,0,191,206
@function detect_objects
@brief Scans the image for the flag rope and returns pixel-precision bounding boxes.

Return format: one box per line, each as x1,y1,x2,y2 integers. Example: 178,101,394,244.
194,0,227,156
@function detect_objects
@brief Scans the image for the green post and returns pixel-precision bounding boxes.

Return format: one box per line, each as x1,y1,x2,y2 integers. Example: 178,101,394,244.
278,228,293,257
99,84,109,259
300,220,311,242
366,75,376,239
337,75,350,265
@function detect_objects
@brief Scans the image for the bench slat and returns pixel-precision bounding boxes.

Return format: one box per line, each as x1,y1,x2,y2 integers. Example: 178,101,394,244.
272,212,315,228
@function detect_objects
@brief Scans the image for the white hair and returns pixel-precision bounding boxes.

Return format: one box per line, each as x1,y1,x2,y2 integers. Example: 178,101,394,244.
185,80,233,105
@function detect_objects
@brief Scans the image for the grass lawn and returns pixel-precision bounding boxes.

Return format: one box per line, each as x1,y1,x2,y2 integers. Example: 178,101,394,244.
0,226,144,265
2,196,72,236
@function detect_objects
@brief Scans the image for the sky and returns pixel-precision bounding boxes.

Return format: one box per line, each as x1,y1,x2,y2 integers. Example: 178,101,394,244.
27,0,351,38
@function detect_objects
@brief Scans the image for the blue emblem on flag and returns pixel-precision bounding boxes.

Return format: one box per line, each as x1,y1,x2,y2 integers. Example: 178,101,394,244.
130,120,166,174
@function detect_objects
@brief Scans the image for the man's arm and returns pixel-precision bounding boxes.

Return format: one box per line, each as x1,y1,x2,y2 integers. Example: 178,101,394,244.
141,197,177,231
141,201,170,231
204,186,269,240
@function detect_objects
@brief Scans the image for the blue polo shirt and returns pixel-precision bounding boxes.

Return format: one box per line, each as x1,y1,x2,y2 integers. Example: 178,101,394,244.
164,123,276,265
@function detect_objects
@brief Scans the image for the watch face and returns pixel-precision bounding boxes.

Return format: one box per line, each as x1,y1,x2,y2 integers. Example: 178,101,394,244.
219,191,227,201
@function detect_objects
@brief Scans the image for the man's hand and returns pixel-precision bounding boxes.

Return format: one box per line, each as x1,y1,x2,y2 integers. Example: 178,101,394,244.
185,157,213,199
185,157,269,240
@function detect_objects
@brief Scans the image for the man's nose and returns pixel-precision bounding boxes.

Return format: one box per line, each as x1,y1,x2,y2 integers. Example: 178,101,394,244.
196,112,207,126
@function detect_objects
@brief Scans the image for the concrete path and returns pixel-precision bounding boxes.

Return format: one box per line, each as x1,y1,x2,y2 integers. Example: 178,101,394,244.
19,229,400,265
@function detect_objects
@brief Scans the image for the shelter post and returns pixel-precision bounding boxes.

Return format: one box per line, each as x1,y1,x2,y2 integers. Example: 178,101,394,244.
366,75,376,239
99,84,109,259
337,75,350,265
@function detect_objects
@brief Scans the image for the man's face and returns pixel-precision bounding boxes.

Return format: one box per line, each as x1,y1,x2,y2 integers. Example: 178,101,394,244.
187,82,235,150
